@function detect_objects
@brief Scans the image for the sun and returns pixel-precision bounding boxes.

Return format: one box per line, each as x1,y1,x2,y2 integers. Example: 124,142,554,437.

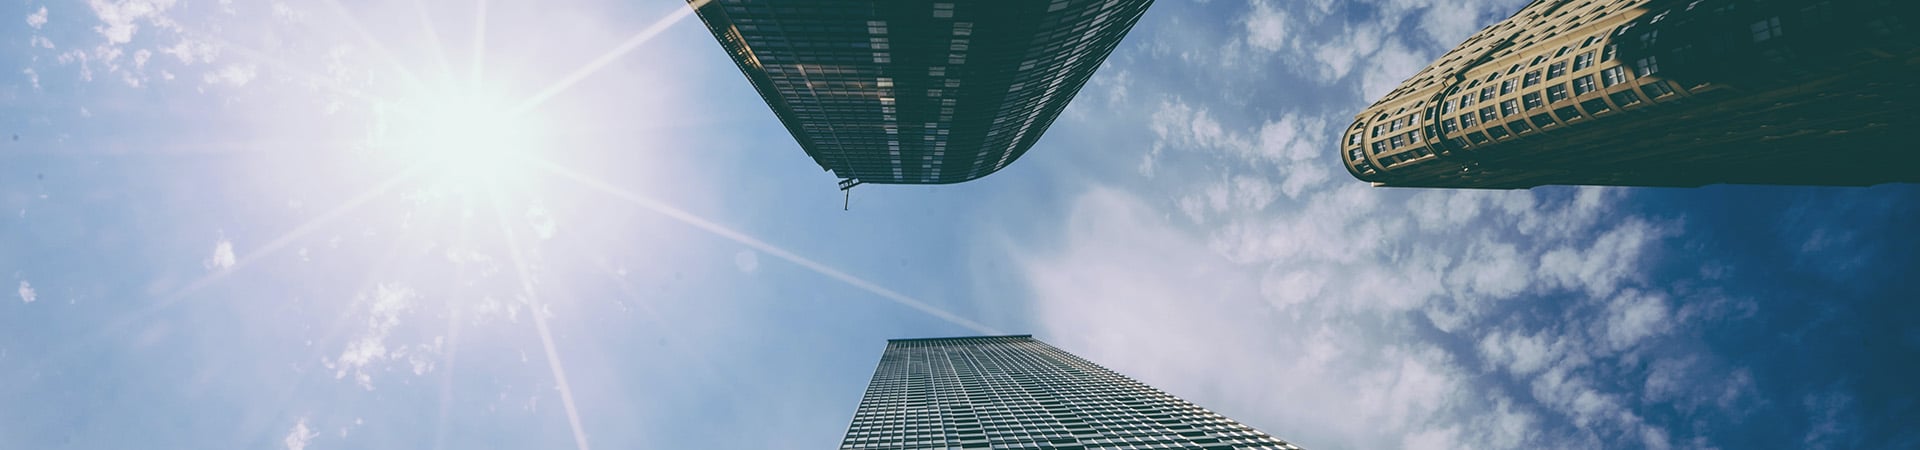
374,85,548,194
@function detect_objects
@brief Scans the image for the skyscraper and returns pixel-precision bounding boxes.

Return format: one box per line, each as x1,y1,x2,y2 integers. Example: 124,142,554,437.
839,335,1305,450
1342,0,1918,189
689,0,1152,188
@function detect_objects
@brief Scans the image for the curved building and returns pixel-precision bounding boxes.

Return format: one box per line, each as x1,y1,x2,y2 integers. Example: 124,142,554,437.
690,0,1153,188
1343,0,1918,189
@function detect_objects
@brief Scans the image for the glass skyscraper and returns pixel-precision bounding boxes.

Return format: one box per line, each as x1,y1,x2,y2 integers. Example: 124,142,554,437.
839,335,1304,450
689,0,1153,188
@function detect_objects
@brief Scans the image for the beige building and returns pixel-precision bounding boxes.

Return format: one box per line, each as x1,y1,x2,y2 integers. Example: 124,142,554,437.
1343,0,1918,189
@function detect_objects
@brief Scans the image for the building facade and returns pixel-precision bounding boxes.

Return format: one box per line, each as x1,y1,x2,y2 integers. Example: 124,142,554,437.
1343,0,1918,189
690,0,1152,188
839,335,1304,450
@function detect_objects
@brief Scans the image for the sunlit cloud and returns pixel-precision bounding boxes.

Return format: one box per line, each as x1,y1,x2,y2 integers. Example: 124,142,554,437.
199,63,257,88
326,284,420,390
284,417,319,450
204,238,236,271
26,6,48,29
87,0,178,45
16,280,35,304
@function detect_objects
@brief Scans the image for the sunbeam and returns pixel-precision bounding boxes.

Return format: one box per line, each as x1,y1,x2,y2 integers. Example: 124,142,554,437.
471,0,490,85
534,159,1004,335
320,0,427,91
489,186,593,450
411,0,456,81
167,167,417,304
509,1,704,117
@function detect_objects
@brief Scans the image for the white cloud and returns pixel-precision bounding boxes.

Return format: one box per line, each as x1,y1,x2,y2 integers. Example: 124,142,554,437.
26,7,48,29
17,281,35,304
1240,0,1291,52
1015,186,1547,449
1538,219,1667,298
88,0,178,45
160,38,218,65
22,69,41,91
1602,289,1672,351
326,284,419,389
201,63,257,88
284,418,318,450
204,238,236,270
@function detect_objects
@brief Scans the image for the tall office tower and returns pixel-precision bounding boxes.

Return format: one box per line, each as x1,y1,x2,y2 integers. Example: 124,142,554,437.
839,335,1305,450
1342,0,1918,189
689,0,1151,189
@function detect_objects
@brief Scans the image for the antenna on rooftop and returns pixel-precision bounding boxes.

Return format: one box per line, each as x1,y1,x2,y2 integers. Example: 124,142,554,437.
839,178,863,211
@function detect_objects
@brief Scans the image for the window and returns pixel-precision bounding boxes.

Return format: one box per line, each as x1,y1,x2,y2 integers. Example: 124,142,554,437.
1601,67,1627,87
1547,84,1570,103
1523,70,1542,87
1406,130,1421,144
1751,17,1783,42
1459,113,1478,128
1348,148,1365,161
1635,56,1660,77
1349,133,1362,145
1468,131,1489,144
1553,46,1571,58
1547,62,1567,80
1371,125,1382,138
1480,86,1497,101
1500,100,1518,117
1508,119,1531,133
1555,106,1583,122
1573,52,1594,71
1530,113,1556,128
1442,118,1459,133
1390,134,1405,148
1610,89,1641,106
1523,92,1544,110
1487,126,1511,139
1389,118,1402,132
1573,75,1596,95
1580,35,1599,48
1639,30,1659,48
1506,64,1521,75
1460,94,1476,109
1581,98,1612,115
1602,44,1617,61
1480,106,1499,123
1441,101,1456,114
1642,80,1676,98
1529,55,1546,67
1372,141,1387,154
1501,79,1516,95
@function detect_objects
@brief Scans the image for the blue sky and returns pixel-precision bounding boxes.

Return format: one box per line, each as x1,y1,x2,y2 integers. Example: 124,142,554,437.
3,0,1917,449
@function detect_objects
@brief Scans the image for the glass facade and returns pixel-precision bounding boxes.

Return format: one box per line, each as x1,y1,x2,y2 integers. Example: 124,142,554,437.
841,335,1305,450
690,0,1153,186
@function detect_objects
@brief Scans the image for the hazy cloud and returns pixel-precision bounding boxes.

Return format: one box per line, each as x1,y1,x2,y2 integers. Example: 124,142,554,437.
734,249,760,274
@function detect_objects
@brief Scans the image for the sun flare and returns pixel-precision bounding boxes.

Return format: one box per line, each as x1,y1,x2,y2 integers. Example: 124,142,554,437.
375,86,548,193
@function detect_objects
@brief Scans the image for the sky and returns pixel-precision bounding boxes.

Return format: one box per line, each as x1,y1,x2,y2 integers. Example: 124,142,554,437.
3,0,1918,449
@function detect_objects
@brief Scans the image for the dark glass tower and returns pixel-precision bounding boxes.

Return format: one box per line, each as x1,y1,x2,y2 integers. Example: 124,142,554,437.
1343,0,1918,189
840,335,1305,450
689,0,1152,188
